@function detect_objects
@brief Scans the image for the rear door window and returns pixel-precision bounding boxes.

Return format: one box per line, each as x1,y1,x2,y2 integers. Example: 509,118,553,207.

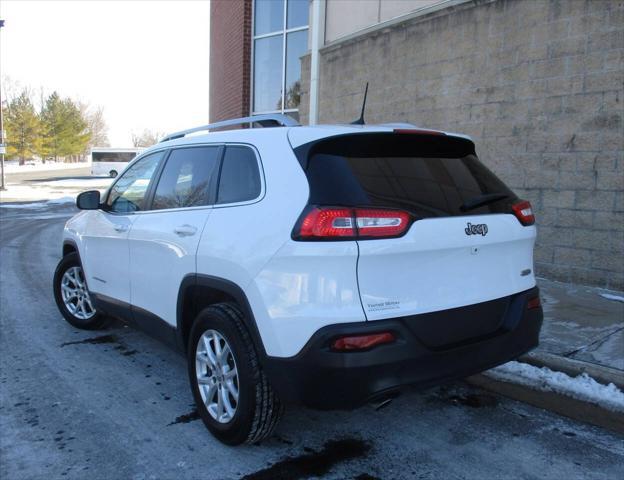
300,133,516,218
216,146,261,205
151,146,221,210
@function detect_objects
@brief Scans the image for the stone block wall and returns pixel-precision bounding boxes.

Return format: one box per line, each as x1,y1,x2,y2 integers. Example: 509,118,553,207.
300,0,623,290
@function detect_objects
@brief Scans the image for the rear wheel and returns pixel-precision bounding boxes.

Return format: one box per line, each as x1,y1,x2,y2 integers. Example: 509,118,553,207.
188,303,283,445
109,169,118,178
53,252,107,329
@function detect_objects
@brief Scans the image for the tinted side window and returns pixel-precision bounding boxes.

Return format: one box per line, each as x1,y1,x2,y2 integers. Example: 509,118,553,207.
152,147,220,210
106,151,164,213
217,146,261,204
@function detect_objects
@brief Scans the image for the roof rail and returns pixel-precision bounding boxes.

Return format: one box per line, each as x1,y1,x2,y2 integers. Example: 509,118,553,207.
159,113,300,143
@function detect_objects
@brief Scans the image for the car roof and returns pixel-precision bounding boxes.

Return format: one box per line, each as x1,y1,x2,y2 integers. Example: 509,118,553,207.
143,123,473,155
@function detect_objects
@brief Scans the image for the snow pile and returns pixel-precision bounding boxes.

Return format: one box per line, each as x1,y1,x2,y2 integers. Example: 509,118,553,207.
600,293,624,303
485,361,624,412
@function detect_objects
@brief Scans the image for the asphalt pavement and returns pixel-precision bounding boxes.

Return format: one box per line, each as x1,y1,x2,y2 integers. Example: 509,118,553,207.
1,202,623,480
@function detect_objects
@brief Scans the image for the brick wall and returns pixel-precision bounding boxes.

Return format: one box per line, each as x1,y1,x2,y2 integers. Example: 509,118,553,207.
300,0,624,290
210,0,252,123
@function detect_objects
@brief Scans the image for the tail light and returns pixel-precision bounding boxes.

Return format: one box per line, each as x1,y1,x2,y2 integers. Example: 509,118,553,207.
527,296,541,310
512,200,535,226
298,207,356,238
331,332,395,351
294,206,411,240
393,128,445,136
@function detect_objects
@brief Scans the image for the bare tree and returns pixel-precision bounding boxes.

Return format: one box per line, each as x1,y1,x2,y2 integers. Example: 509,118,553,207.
131,129,165,148
82,104,110,148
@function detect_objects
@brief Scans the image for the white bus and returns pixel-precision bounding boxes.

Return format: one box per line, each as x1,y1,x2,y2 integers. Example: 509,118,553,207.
91,147,144,178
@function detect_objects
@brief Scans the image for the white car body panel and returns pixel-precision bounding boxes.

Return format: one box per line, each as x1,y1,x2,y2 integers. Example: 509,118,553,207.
128,207,213,326
249,240,364,357
193,131,359,357
75,210,135,303
357,214,536,321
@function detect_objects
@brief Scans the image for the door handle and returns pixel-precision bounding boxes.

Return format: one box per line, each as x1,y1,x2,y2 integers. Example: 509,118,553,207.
114,224,129,233
174,225,197,237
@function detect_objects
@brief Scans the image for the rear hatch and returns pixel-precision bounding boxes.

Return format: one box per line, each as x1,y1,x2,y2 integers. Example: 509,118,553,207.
294,131,537,333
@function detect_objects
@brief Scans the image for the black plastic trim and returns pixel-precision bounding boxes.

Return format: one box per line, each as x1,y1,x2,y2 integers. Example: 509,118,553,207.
176,274,267,359
293,131,476,171
62,239,79,257
91,293,179,352
263,287,543,410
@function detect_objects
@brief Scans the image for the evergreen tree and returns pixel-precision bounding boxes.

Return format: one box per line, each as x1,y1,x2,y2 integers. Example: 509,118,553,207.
40,92,91,161
4,90,41,165
40,92,63,161
59,98,91,160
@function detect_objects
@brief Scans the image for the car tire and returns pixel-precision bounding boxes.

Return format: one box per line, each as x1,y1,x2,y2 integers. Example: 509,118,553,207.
109,170,118,178
53,252,108,330
188,303,283,445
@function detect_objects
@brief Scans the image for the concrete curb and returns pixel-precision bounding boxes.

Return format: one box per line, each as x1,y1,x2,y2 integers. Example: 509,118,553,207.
466,373,624,435
518,351,624,391
467,351,624,435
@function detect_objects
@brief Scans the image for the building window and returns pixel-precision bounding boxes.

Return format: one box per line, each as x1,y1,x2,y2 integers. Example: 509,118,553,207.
252,0,309,121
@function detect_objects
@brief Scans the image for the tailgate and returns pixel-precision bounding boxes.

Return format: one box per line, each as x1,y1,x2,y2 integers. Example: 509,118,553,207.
294,130,538,334
357,213,536,321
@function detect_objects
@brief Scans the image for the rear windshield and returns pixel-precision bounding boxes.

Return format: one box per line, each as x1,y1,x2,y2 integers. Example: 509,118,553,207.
296,133,517,218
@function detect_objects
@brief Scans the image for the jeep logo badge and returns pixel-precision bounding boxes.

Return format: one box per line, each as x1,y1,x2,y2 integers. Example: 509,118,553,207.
465,222,488,236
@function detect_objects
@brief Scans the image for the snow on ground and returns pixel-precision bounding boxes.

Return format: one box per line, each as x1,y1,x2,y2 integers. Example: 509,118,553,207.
0,202,52,209
3,160,91,173
485,361,624,412
39,178,111,187
0,196,76,209
600,293,624,303
0,178,111,204
47,196,76,204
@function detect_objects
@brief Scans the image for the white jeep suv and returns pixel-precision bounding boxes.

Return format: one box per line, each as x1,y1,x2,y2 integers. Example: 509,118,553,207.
53,114,543,445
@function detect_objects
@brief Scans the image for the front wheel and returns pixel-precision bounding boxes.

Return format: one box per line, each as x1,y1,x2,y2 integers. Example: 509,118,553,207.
188,303,283,445
53,252,107,330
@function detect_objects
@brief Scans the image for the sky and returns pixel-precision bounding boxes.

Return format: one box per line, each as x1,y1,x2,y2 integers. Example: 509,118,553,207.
0,0,210,146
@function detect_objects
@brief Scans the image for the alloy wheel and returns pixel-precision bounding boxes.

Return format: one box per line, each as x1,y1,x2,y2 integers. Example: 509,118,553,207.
195,329,239,423
60,266,96,320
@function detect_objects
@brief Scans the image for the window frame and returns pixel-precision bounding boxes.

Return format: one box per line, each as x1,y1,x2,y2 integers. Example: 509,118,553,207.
145,144,225,213
251,0,309,118
102,148,169,215
104,142,266,215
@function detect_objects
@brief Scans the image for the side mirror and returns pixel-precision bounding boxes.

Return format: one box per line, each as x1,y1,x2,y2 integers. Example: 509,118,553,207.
76,190,101,210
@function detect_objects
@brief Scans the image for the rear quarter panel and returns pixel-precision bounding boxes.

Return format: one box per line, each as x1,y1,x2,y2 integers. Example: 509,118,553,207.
196,132,365,357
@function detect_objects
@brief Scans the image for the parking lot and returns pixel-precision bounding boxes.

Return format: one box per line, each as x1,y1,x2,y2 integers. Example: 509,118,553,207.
0,174,623,480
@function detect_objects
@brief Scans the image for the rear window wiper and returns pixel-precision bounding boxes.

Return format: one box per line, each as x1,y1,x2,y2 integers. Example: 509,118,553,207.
460,193,509,212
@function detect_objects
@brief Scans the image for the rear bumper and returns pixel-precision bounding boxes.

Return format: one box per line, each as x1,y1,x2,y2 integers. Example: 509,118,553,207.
263,287,543,409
